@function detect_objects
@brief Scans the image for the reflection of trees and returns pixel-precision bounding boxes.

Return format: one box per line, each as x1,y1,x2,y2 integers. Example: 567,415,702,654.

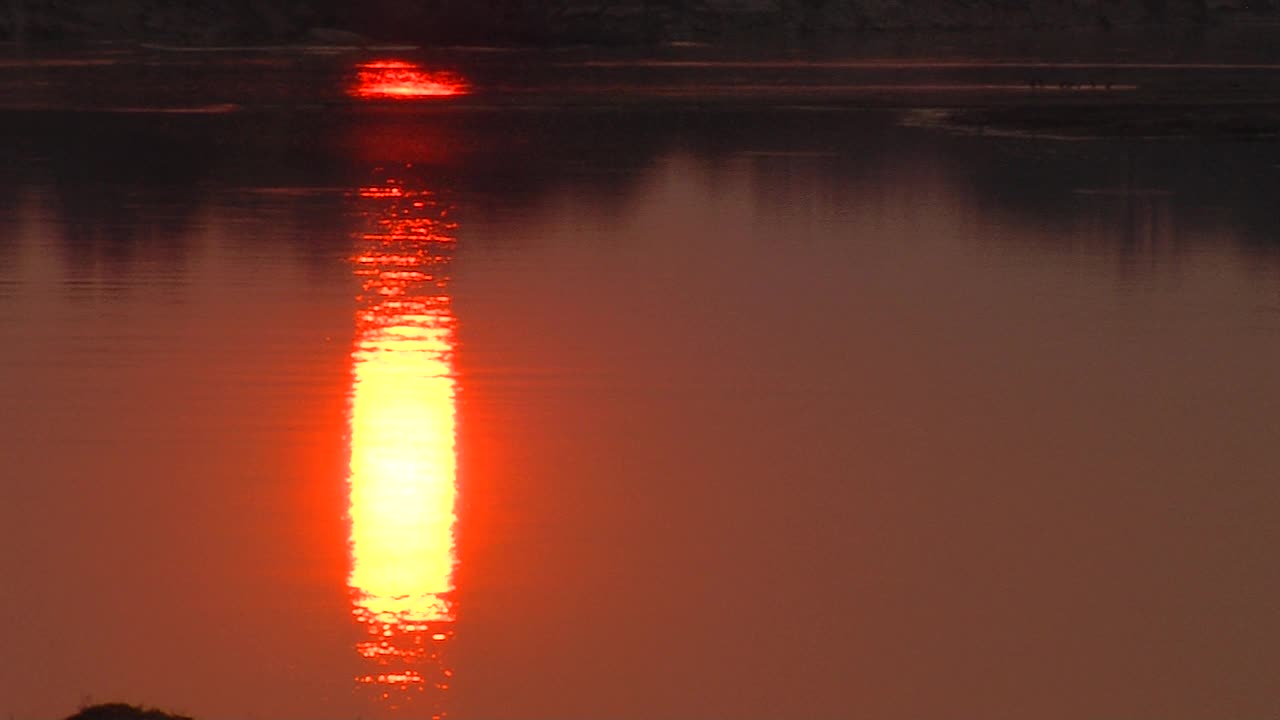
336,109,670,217
37,114,211,279
950,137,1280,261
0,111,354,281
0,120,26,268
423,106,1280,269
4,103,1277,283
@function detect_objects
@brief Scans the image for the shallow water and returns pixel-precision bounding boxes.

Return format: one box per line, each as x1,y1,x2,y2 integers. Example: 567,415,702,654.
1,53,1279,720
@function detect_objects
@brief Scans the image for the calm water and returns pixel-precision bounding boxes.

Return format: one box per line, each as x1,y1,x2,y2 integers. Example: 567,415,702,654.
2,51,1280,720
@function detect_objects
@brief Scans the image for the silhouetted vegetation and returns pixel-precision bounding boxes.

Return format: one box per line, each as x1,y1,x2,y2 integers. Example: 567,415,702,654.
64,704,194,720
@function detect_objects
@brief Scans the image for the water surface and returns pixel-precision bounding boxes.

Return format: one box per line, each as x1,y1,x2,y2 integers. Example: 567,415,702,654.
1,53,1279,720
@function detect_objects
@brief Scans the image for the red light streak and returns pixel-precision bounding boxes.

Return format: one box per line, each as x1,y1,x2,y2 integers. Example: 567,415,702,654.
352,61,468,99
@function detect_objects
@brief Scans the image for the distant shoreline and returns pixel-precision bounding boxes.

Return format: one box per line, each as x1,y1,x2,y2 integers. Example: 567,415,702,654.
3,0,1280,48
2,30,1279,140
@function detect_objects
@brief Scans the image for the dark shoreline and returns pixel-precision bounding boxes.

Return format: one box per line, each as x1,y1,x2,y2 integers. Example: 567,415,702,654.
4,8,1280,142
3,0,1280,47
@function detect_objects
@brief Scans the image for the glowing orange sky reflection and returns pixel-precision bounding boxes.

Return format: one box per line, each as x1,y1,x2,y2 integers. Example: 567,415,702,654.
348,174,459,718
352,61,469,99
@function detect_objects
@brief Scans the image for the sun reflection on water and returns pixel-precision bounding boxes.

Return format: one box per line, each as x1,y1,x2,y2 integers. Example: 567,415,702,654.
351,61,469,99
347,172,459,718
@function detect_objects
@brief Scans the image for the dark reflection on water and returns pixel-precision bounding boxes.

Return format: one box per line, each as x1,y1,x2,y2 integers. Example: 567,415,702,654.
4,100,1278,264
1,57,1280,720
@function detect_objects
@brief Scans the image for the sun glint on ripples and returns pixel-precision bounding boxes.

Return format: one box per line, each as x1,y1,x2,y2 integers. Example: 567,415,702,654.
351,61,469,99
348,174,460,717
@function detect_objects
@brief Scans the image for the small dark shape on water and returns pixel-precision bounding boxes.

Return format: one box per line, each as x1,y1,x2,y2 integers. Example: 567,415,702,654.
65,704,194,720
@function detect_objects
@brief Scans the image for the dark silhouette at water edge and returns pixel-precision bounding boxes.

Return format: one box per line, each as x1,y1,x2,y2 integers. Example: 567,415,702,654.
64,703,194,720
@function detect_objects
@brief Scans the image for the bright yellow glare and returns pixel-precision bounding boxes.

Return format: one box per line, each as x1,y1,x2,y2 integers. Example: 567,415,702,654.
347,176,459,716
348,322,456,619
